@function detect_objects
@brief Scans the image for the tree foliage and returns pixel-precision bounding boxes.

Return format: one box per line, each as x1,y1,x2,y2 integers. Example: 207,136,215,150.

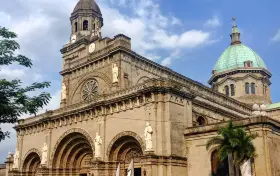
206,121,258,175
0,27,51,142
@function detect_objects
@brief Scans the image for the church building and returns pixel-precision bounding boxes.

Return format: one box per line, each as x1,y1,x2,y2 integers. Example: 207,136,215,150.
3,0,280,175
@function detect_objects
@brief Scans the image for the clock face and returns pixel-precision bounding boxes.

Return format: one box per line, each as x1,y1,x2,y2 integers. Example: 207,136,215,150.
71,35,76,44
89,43,96,53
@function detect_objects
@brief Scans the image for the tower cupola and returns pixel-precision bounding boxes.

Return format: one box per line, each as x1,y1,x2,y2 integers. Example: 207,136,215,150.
70,0,103,44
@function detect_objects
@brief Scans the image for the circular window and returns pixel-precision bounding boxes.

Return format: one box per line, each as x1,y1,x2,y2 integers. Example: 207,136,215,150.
82,80,98,101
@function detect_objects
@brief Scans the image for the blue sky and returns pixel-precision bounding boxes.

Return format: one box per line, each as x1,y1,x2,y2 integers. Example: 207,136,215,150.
0,0,279,162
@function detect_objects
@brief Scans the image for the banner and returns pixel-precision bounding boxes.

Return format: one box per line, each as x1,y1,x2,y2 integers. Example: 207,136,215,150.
127,159,134,176
116,163,120,176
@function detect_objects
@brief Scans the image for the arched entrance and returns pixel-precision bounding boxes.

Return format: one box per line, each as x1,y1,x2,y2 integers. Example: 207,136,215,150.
22,152,41,176
211,150,229,176
108,134,144,176
52,131,94,175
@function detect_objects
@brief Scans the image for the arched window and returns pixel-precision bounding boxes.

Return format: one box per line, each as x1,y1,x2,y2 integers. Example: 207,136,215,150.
74,22,78,32
211,150,229,176
245,82,250,94
251,83,256,94
225,86,229,96
93,23,96,30
83,20,88,30
197,116,206,126
230,84,235,96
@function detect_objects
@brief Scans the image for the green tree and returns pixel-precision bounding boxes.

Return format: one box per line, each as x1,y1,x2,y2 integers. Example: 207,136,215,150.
0,27,51,142
206,121,258,176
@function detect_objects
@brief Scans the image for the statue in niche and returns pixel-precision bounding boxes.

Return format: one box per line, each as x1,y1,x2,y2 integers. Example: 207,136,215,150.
95,22,101,38
41,142,48,165
112,64,119,83
144,122,153,151
94,132,102,158
61,82,67,100
12,148,19,169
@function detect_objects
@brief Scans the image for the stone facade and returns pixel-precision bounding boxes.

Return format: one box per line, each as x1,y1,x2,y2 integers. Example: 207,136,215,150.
3,0,280,176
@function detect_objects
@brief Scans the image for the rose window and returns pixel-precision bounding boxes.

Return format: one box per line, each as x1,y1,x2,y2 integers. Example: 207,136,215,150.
82,80,98,101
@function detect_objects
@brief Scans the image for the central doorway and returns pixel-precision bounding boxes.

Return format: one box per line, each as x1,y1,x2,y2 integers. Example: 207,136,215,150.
80,174,87,176
134,168,141,176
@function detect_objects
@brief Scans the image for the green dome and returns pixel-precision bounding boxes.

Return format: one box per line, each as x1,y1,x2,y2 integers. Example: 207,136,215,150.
214,44,267,73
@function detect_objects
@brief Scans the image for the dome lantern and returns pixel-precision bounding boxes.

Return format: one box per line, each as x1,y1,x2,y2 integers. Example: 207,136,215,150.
230,17,241,45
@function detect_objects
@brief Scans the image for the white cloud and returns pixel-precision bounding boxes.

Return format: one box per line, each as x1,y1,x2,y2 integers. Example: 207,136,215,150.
171,16,182,26
270,29,280,43
0,67,26,79
161,49,181,67
152,29,210,49
161,57,172,67
100,0,212,60
204,15,221,28
102,0,213,66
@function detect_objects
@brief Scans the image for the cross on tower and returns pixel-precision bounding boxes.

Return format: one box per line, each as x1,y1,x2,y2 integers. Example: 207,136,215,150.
232,17,237,26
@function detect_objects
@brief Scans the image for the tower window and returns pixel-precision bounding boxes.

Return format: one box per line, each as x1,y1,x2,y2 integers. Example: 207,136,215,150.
74,22,78,32
225,86,229,96
245,82,250,94
251,83,256,94
93,23,96,30
83,20,88,31
230,84,235,96
244,61,253,68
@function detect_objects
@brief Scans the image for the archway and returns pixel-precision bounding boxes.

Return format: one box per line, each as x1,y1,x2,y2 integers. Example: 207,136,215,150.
108,133,144,176
52,131,94,175
22,152,41,176
211,150,229,176
137,76,150,84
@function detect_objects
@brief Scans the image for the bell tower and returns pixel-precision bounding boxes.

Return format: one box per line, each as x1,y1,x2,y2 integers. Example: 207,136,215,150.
60,0,132,107
70,0,103,43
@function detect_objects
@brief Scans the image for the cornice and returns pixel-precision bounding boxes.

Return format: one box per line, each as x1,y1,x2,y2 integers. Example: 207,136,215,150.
215,72,272,86
192,99,249,119
15,79,195,130
208,68,272,85
60,38,90,54
70,9,103,20
184,116,280,137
